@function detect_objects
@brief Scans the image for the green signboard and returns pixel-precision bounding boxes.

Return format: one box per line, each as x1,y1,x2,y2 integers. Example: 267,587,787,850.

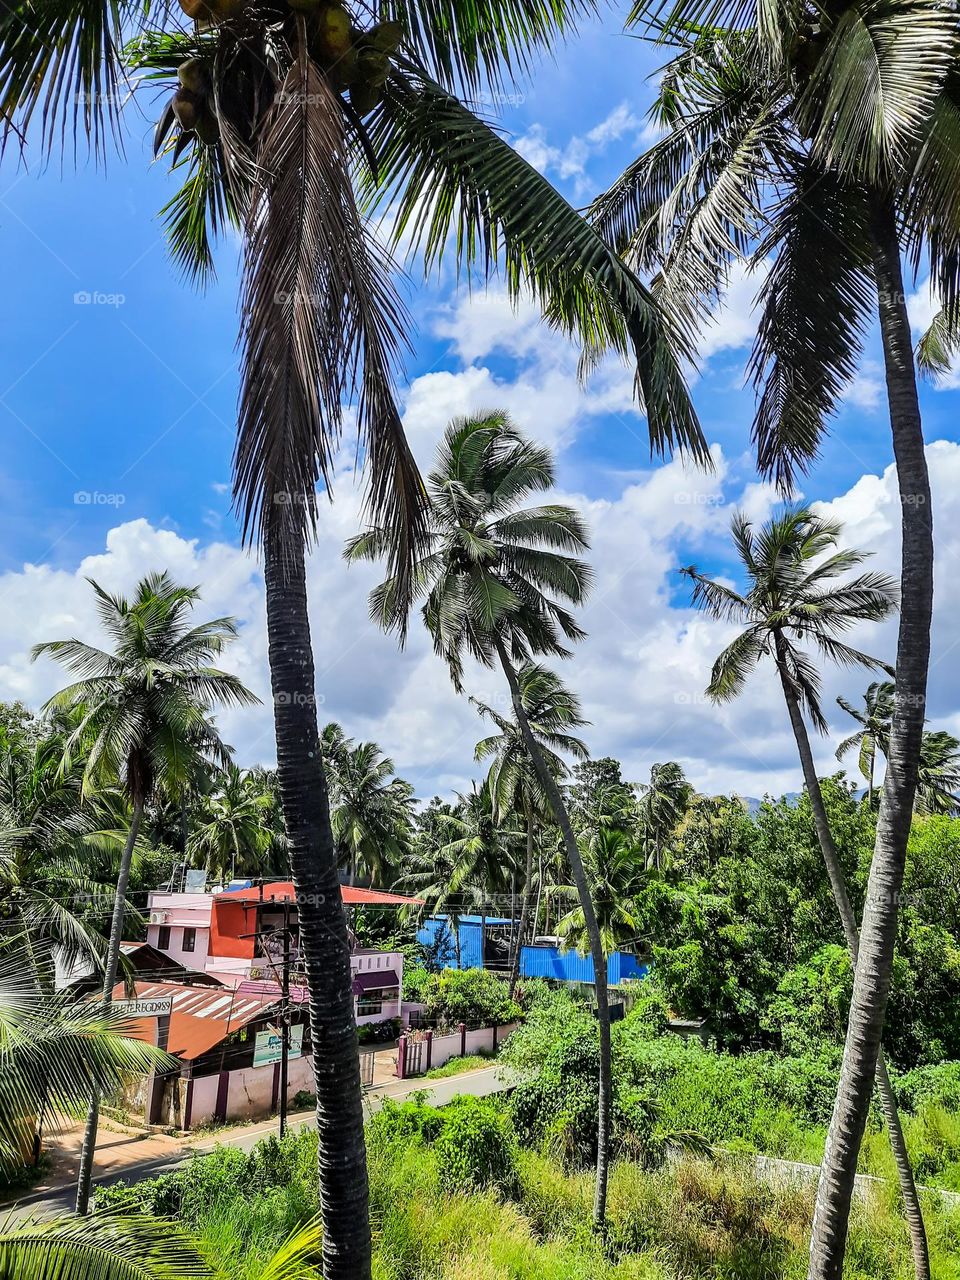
253,1022,304,1068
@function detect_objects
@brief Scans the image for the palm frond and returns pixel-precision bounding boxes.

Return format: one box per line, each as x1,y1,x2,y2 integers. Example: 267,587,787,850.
365,69,708,464
235,46,426,618
748,161,875,490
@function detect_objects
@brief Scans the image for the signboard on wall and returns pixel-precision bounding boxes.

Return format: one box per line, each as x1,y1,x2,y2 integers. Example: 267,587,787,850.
113,997,174,1018
252,1023,304,1068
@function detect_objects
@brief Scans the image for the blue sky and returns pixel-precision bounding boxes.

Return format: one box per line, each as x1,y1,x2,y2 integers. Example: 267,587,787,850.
2,9,959,800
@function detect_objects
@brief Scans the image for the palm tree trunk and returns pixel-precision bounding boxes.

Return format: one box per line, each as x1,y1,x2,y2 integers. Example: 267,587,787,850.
776,654,929,1280
75,797,143,1215
264,523,371,1280
808,199,933,1280
495,639,611,1229
508,794,535,999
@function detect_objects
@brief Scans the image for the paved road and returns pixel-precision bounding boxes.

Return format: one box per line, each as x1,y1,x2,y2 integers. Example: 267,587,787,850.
5,1066,512,1219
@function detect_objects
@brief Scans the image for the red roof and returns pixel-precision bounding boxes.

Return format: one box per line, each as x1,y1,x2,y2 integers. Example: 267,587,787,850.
111,980,280,1062
341,885,423,907
214,881,422,907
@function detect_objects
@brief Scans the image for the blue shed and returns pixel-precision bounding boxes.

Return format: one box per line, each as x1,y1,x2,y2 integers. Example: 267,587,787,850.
417,916,649,987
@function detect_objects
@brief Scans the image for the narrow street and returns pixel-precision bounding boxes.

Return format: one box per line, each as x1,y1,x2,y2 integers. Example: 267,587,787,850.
3,1064,511,1219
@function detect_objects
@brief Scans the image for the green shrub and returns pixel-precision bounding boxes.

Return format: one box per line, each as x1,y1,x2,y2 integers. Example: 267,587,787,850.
367,1096,446,1151
896,1060,960,1113
93,1128,317,1227
434,1096,519,1195
425,967,523,1028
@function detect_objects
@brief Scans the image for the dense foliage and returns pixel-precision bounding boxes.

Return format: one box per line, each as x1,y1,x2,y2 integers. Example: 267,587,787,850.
92,1093,960,1280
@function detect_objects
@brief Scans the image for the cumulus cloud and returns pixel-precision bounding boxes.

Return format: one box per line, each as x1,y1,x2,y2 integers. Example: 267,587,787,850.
8,440,960,802
401,290,640,461
513,102,646,196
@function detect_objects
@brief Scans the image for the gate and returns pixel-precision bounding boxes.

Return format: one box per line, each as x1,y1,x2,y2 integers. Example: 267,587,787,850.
405,1037,425,1077
359,1049,375,1090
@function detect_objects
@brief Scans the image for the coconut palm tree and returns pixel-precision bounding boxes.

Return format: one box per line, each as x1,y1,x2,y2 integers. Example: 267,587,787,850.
637,762,691,871
683,507,931,1272
473,662,588,996
32,572,257,1215
594,8,960,1269
837,682,897,808
3,7,705,1272
0,715,128,971
324,736,416,886
838,686,959,815
187,763,275,885
912,731,960,817
347,411,618,1227
0,946,168,1175
556,826,647,957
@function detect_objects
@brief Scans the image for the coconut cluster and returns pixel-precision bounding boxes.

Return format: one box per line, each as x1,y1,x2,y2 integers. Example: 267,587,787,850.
163,0,402,159
169,57,220,144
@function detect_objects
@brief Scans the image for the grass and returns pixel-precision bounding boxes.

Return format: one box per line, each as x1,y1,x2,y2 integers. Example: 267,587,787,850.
423,1052,495,1080
100,1111,960,1279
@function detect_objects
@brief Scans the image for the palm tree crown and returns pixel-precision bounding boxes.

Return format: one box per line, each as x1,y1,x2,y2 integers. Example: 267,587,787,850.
347,411,593,687
683,508,897,734
837,681,896,804
32,572,257,807
473,662,589,820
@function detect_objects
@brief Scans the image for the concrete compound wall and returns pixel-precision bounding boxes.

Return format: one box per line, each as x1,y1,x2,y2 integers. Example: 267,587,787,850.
186,1053,318,1128
403,1021,518,1075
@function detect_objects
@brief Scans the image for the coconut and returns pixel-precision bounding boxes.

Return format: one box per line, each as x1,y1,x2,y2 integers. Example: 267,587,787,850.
179,0,213,18
326,45,359,91
366,20,402,54
172,87,202,132
194,105,221,144
349,80,382,115
179,0,245,20
177,58,209,94
357,47,389,89
314,5,352,61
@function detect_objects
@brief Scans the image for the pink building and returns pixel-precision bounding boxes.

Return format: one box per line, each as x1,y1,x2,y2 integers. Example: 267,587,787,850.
146,880,419,1025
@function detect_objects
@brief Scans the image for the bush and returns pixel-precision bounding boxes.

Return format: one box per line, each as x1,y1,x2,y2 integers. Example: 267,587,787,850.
434,1097,519,1195
500,987,595,1075
896,1060,960,1113
409,966,522,1029
93,1128,317,1227
356,1016,401,1044
367,1096,446,1151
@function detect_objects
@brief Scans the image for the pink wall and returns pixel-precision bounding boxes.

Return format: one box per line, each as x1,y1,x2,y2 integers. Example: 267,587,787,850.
189,1074,220,1127
412,1021,519,1073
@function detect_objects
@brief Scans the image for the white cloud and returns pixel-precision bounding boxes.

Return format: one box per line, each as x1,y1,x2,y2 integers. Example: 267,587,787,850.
845,358,884,411
10,442,960,802
696,260,768,361
513,102,646,195
401,290,640,461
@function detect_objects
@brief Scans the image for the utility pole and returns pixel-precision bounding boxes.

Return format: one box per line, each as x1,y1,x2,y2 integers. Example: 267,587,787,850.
242,901,295,1139
279,900,290,1138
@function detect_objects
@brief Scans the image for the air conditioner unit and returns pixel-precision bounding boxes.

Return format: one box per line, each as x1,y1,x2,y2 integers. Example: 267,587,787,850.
149,912,168,926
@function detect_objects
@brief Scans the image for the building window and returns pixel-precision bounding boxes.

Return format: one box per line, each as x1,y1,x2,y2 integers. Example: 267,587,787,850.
357,995,382,1017
156,925,171,950
182,927,196,953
